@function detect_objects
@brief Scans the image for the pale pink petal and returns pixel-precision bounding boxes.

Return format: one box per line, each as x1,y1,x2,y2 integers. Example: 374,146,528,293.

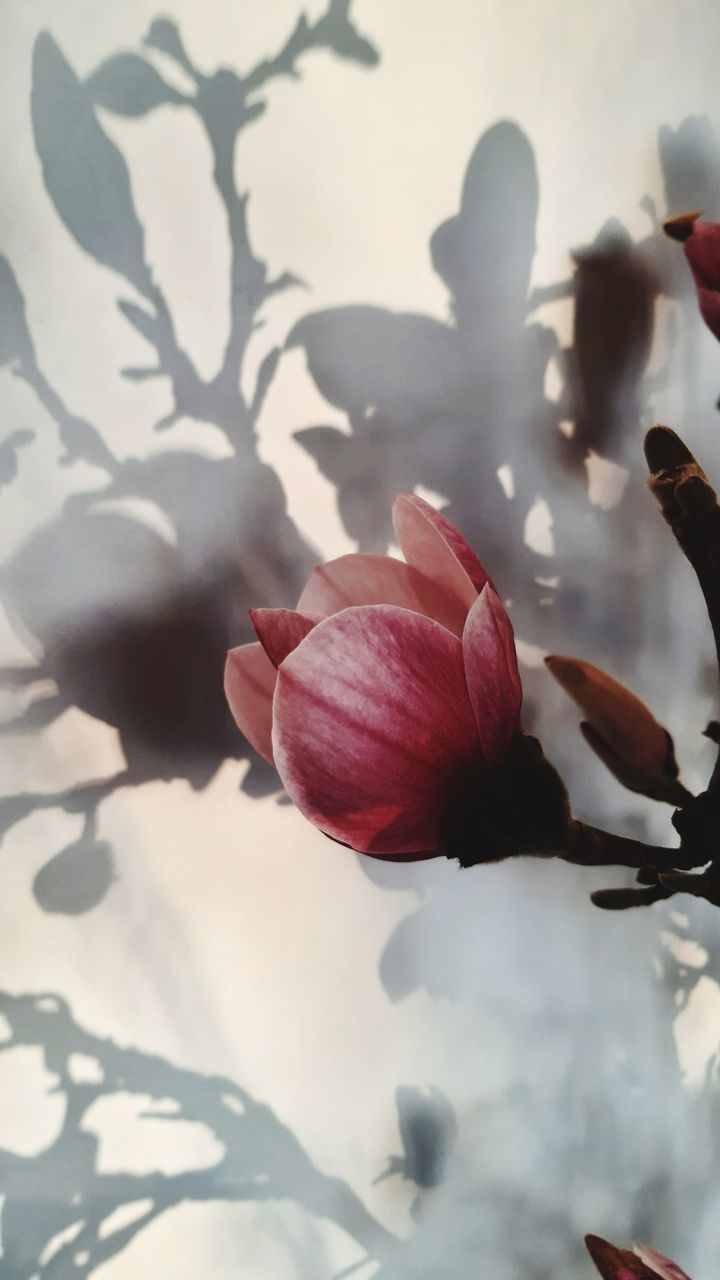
250,608,322,668
392,493,492,609
634,1245,691,1280
297,552,468,635
224,642,277,764
272,605,483,854
462,585,522,765
683,218,720,343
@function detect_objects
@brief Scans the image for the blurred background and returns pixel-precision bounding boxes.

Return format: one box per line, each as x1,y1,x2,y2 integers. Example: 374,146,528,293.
3,1,720,1275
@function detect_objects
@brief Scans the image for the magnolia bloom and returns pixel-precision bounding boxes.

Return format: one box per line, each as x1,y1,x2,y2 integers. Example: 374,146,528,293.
664,211,720,342
225,494,522,856
586,1234,691,1280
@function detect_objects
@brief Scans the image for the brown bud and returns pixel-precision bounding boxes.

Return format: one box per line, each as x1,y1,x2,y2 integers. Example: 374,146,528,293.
644,427,714,528
662,211,702,242
644,424,696,472
675,470,717,517
545,656,688,806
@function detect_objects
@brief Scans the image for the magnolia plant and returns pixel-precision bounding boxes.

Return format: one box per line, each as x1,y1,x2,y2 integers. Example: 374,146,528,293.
224,215,720,920
226,489,694,869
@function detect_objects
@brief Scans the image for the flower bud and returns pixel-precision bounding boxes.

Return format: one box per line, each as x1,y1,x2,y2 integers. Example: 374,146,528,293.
545,655,688,806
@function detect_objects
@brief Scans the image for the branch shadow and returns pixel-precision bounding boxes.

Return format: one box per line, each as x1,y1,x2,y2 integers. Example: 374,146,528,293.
0,989,400,1278
288,118,667,685
282,107,720,1276
0,2,379,912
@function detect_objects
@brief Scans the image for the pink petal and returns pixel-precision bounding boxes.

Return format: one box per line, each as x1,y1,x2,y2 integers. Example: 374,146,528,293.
297,551,468,635
250,608,322,668
392,493,492,612
224,642,277,764
364,849,443,862
695,283,720,342
272,605,483,854
462,585,522,765
685,219,720,342
634,1245,691,1280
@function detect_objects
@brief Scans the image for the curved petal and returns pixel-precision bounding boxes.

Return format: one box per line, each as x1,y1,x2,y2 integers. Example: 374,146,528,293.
224,642,277,764
323,834,442,863
250,608,322,668
363,848,443,862
297,551,468,635
695,284,720,342
392,493,492,608
272,605,483,854
634,1245,691,1280
685,219,720,342
462,585,522,765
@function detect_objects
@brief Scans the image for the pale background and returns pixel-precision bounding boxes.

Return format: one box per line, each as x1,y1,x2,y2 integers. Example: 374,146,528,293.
3,2,720,1276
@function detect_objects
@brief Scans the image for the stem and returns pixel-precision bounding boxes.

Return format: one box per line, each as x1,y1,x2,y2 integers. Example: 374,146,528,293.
561,819,705,871
646,426,720,670
208,128,263,403
242,3,346,96
16,357,117,474
670,780,696,807
645,425,720,798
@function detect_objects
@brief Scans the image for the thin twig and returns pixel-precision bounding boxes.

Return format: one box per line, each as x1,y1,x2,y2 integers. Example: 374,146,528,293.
646,425,720,804
562,820,705,871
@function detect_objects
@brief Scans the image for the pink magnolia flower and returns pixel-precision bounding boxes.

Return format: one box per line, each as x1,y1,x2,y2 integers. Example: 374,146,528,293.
665,211,720,342
585,1233,691,1280
225,494,522,857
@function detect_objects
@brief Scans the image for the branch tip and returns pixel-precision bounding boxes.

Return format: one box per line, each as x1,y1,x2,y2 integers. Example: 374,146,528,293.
663,211,702,242
644,425,695,473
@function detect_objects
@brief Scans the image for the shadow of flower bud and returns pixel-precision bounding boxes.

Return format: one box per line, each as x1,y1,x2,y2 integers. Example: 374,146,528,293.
375,1085,458,1192
33,833,115,914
